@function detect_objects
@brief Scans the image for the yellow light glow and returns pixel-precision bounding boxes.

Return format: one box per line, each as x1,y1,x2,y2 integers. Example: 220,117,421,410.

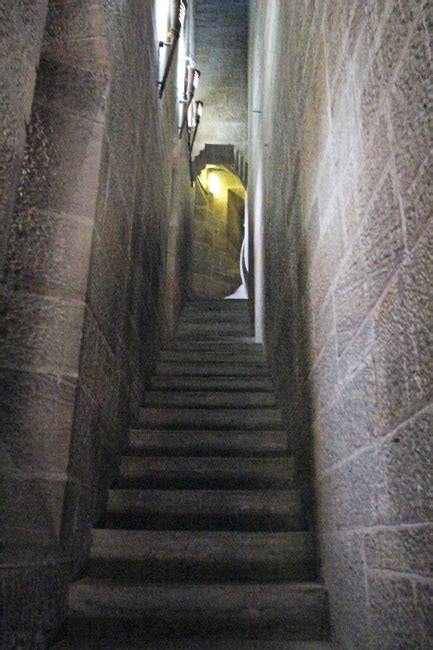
209,172,221,195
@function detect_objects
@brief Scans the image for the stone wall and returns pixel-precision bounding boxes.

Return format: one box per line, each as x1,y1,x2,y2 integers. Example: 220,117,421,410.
193,0,248,158
0,1,192,646
248,1,432,648
0,0,48,276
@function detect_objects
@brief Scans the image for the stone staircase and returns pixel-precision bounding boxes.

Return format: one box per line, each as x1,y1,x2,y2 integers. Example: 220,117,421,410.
54,300,330,648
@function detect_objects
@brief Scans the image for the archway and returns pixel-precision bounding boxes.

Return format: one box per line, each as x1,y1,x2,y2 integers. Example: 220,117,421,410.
191,165,246,299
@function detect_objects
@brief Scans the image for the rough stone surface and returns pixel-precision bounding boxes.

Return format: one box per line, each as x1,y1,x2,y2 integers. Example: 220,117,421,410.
0,0,49,276
1,1,192,646
365,524,433,577
368,573,424,649
193,0,248,157
0,558,69,650
248,0,433,647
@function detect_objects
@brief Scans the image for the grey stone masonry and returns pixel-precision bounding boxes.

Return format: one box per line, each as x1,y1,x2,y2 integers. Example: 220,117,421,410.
55,299,329,645
248,1,433,648
193,0,248,157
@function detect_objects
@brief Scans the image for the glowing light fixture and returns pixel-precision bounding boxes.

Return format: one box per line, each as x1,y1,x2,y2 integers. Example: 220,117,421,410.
209,171,221,195
179,66,201,139
158,0,188,99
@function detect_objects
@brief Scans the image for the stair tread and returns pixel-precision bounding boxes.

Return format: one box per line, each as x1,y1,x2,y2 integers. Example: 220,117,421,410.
160,350,265,362
116,456,294,489
55,641,332,649
67,579,328,641
156,363,270,376
88,529,315,582
144,391,276,407
127,430,288,457
151,376,274,391
164,340,261,351
71,578,327,600
91,529,312,557
138,407,283,430
103,488,302,531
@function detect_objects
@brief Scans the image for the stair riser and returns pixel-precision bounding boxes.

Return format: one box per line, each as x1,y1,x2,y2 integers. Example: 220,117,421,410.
103,488,301,531
116,458,294,490
164,341,261,352
151,377,273,391
127,431,288,457
156,364,269,376
179,314,250,324
67,598,329,642
144,392,275,408
160,351,265,363
114,475,294,490
138,408,283,430
177,325,252,338
88,558,315,582
89,531,314,584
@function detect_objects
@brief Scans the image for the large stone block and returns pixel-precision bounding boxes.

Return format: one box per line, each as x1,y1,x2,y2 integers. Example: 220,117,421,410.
60,479,95,571
390,15,432,193
315,356,376,471
86,231,125,353
365,524,433,576
357,109,392,227
35,58,108,123
310,334,339,416
0,557,69,649
67,382,100,485
320,531,369,649
337,316,374,383
309,210,345,316
374,223,433,431
368,573,420,649
0,368,75,478
78,306,99,392
361,172,405,308
43,0,106,45
400,223,433,409
6,207,93,298
401,156,432,251
416,581,433,649
0,476,66,549
333,236,370,354
0,293,85,377
375,406,433,525
97,162,133,255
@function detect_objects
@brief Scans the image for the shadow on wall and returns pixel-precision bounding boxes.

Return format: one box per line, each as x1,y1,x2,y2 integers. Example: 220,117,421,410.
191,165,245,298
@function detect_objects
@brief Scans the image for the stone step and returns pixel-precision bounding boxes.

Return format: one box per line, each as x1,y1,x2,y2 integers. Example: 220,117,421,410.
156,362,269,376
101,489,301,531
144,391,275,408
138,407,283,430
151,375,273,391
182,300,248,313
163,340,261,352
179,311,250,324
177,323,253,338
115,457,294,489
88,530,315,582
160,349,265,364
66,580,329,641
128,429,288,457
54,640,333,649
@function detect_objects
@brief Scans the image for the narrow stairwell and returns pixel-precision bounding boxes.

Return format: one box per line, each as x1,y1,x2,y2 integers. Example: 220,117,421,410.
55,300,330,648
